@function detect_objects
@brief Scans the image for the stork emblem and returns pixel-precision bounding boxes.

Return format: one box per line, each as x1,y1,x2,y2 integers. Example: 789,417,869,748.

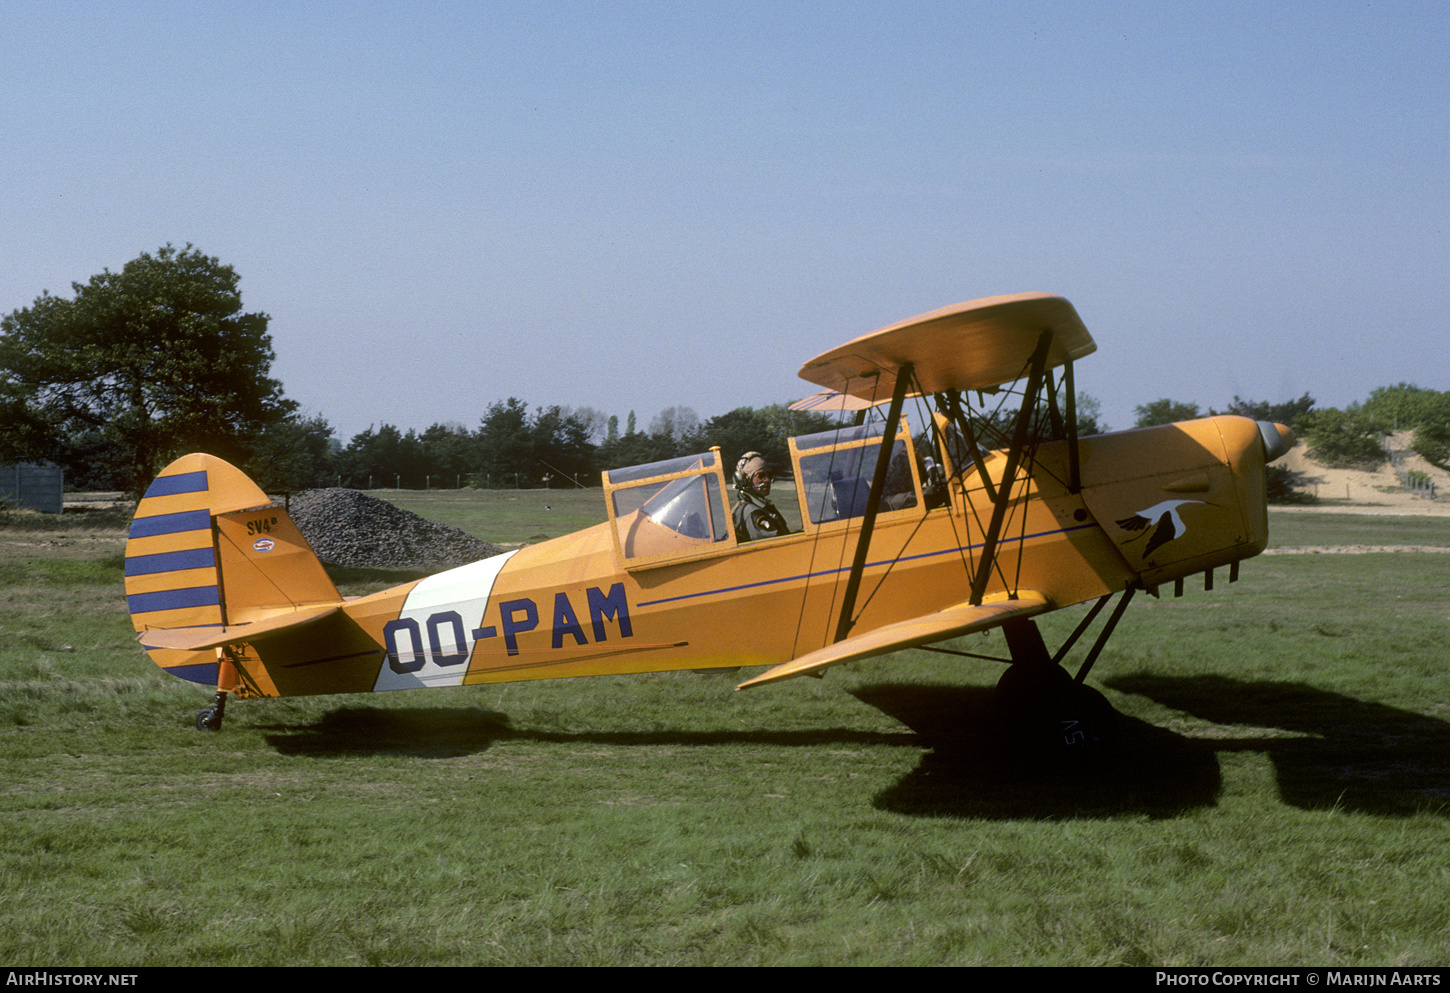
1116,500,1206,555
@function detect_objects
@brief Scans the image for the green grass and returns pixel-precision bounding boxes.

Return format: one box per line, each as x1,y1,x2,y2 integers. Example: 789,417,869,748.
375,487,606,545
1267,510,1450,548
1,499,1448,965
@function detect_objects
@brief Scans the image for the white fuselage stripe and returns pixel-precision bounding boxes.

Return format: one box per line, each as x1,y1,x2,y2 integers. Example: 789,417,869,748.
371,550,519,692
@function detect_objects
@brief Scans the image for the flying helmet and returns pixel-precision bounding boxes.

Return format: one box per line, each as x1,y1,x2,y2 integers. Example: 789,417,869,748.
734,451,772,496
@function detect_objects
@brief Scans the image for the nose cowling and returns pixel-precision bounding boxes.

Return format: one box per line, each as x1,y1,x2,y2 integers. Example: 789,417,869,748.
1257,421,1296,463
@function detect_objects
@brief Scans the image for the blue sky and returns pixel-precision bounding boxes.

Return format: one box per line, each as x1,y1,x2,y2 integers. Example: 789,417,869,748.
3,1,1446,442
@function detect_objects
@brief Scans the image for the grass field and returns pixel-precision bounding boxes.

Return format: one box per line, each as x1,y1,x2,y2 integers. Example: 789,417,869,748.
1,495,1448,966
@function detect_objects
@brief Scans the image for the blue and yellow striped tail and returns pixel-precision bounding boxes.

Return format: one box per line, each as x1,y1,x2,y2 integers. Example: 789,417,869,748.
124,453,338,687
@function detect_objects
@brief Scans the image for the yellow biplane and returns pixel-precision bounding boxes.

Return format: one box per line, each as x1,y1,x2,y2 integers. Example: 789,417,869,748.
124,292,1294,743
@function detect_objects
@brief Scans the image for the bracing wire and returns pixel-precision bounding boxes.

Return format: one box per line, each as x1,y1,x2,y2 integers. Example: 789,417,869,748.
788,374,886,657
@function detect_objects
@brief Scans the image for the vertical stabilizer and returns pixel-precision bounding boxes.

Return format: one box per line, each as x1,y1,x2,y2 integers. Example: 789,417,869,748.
125,454,341,685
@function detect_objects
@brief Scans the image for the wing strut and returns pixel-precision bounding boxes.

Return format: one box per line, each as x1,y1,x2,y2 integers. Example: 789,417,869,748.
832,361,914,644
939,388,997,504
1063,359,1082,493
1041,362,1083,494
968,329,1053,606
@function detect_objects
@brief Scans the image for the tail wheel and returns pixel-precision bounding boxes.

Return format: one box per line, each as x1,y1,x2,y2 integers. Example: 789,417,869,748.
194,692,227,731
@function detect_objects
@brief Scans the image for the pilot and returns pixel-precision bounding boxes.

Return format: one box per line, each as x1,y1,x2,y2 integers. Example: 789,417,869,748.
733,451,792,542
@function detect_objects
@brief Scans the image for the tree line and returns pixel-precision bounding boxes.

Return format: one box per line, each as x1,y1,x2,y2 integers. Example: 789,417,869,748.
1132,387,1450,473
0,245,838,495
265,400,838,495
4,246,1447,499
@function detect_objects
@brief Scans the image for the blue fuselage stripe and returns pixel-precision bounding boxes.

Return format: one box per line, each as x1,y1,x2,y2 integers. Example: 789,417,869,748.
155,660,221,684
635,522,1097,608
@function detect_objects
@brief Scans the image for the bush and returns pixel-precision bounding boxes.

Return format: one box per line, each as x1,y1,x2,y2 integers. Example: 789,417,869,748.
1299,407,1387,470
1411,424,1450,472
1266,464,1315,504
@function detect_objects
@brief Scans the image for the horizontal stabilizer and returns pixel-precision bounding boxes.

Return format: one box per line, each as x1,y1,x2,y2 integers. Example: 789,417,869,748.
736,590,1050,690
138,605,341,653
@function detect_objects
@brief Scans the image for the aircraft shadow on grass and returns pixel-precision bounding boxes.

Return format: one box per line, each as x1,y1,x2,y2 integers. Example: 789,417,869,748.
1105,673,1450,819
857,674,1450,821
852,683,1222,821
261,705,909,759
263,707,517,759
260,674,1446,821
260,685,1220,822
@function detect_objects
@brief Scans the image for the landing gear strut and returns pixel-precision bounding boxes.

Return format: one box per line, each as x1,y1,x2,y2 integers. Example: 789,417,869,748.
195,691,227,732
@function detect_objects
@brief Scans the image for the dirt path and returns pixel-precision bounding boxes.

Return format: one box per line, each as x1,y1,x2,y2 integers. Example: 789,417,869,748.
1263,544,1450,555
1277,429,1450,516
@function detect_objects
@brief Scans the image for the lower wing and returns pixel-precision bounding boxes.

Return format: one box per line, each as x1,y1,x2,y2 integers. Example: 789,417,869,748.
736,590,1050,689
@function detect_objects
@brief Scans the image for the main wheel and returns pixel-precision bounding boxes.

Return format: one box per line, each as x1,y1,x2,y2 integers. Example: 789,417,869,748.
994,660,1072,711
994,664,1116,753
1051,680,1116,751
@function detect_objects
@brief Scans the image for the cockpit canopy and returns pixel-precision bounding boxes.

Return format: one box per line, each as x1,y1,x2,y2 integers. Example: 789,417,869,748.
603,452,732,564
602,415,930,571
790,420,918,524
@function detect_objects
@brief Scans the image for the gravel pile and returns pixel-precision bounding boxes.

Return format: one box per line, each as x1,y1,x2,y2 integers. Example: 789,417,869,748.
288,488,505,570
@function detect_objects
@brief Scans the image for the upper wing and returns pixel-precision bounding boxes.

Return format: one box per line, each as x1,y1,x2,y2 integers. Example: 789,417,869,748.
788,389,887,413
736,591,1050,690
798,292,1095,403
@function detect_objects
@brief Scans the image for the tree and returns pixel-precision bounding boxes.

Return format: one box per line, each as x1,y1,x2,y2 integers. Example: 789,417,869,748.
560,406,609,446
690,404,834,475
531,405,596,486
1266,464,1314,504
970,389,1107,446
0,244,295,495
245,413,337,493
1298,405,1386,469
474,398,532,487
1412,420,1450,472
1211,393,1315,430
1134,398,1201,428
649,406,700,443
1394,389,1450,470
1362,383,1446,430
335,424,424,488
1074,392,1109,436
694,406,777,473
417,422,476,485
